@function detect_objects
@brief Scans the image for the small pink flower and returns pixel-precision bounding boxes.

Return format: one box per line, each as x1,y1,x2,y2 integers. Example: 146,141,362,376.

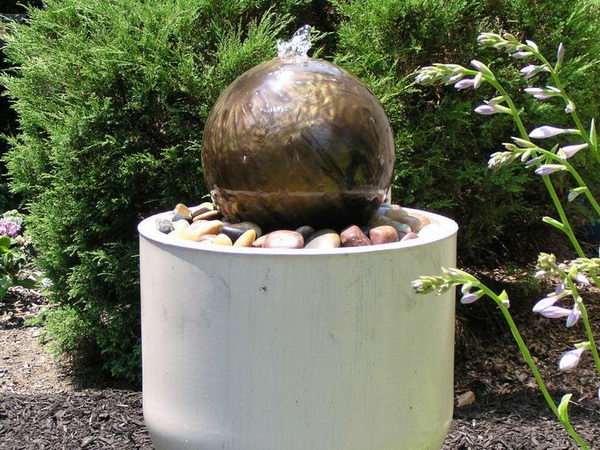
0,218,20,238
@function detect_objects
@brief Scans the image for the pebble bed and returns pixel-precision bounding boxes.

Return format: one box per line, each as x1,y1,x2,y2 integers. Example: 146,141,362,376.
155,202,434,249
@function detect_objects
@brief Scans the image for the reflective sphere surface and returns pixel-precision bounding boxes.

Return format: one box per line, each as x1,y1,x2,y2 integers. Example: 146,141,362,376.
202,57,394,230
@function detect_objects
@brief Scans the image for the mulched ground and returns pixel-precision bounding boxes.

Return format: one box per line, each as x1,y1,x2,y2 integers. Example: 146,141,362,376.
1,273,600,449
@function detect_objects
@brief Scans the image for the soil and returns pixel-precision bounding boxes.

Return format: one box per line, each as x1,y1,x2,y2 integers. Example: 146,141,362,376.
1,275,600,450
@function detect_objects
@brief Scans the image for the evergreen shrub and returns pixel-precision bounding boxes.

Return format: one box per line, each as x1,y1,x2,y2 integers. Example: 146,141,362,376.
333,0,600,262
2,0,599,380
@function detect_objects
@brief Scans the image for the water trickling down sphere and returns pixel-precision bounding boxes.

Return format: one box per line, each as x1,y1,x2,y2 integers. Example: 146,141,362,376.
202,26,394,230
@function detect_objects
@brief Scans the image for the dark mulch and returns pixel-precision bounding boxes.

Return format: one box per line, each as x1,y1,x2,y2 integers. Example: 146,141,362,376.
0,391,152,450
2,274,600,449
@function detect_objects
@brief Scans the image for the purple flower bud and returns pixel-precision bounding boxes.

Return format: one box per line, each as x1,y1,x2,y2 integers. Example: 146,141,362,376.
535,164,567,176
529,125,579,139
565,101,575,114
470,59,492,76
538,306,572,319
557,43,565,65
566,304,581,327
460,291,482,304
559,347,585,371
559,143,587,159
574,273,590,285
474,105,497,115
525,156,544,167
510,51,532,59
526,40,539,52
520,64,549,79
0,218,21,238
524,86,560,100
454,78,475,90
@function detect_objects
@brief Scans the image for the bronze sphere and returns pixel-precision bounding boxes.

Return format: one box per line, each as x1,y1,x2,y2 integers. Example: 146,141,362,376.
202,56,394,231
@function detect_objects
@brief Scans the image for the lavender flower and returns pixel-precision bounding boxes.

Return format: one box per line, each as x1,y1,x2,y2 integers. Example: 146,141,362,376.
488,151,516,169
524,86,561,100
0,218,21,238
510,51,532,59
537,306,572,319
525,156,544,167
460,291,482,304
474,104,511,115
520,64,550,79
532,296,560,313
558,143,588,160
454,78,476,90
557,43,565,66
564,101,575,114
568,187,587,202
566,303,581,327
470,59,492,76
534,164,567,176
529,126,579,139
559,347,585,371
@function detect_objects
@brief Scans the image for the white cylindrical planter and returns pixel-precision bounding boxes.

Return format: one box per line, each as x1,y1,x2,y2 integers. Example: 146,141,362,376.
138,209,457,450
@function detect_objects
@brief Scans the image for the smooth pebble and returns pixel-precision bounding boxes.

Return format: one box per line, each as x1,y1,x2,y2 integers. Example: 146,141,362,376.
340,225,371,247
369,225,399,244
233,229,257,247
305,229,341,249
263,230,304,249
213,234,233,246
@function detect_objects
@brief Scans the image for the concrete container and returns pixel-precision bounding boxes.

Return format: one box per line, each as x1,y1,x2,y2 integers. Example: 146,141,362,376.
138,209,457,450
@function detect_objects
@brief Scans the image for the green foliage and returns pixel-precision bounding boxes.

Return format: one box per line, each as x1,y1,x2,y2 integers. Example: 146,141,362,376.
332,0,600,262
1,0,309,381
3,0,600,380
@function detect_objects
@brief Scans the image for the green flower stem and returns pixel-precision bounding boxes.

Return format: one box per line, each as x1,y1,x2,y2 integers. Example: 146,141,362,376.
526,147,600,217
483,75,586,257
479,284,590,450
564,278,600,378
533,52,600,165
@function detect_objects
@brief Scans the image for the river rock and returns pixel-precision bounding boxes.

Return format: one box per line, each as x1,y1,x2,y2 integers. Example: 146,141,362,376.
401,232,419,241
197,233,217,243
220,225,246,242
382,204,409,222
223,221,262,240
168,227,194,241
369,215,411,237
188,220,223,240
193,210,221,221
295,225,315,240
252,234,268,248
190,202,215,218
304,229,341,249
369,225,399,244
340,225,371,247
233,229,257,247
408,212,431,229
213,233,233,246
173,203,192,221
155,218,174,234
173,219,191,230
263,230,304,249
393,215,424,232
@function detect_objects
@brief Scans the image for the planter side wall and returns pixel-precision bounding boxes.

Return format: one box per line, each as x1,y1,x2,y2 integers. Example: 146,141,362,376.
140,212,456,450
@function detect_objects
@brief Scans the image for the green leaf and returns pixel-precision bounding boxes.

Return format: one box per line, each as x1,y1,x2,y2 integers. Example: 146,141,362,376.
16,278,37,289
590,119,597,150
542,216,565,231
498,290,509,301
0,236,11,248
557,393,572,422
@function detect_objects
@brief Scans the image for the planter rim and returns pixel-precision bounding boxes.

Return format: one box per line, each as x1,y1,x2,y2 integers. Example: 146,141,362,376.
138,207,457,256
